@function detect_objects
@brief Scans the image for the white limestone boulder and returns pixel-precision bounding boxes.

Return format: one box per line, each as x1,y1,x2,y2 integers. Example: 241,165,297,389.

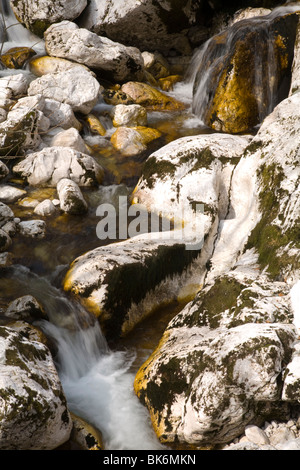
0,326,72,449
44,21,144,82
10,0,87,36
13,147,104,187
28,66,102,114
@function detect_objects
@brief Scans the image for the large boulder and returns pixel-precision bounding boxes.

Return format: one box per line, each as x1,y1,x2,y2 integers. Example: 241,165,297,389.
10,0,87,37
78,0,204,55
0,326,72,449
192,7,300,133
44,21,144,83
28,66,102,114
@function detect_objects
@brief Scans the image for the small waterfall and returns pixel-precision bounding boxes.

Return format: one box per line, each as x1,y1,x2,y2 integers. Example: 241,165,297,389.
2,266,164,450
0,0,45,55
189,5,300,130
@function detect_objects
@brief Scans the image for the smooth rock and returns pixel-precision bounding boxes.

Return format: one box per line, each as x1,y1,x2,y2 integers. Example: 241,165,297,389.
33,199,57,217
0,185,27,203
56,178,88,215
0,202,14,228
0,47,35,69
121,81,185,111
110,126,162,156
50,128,89,154
70,413,104,450
29,55,93,77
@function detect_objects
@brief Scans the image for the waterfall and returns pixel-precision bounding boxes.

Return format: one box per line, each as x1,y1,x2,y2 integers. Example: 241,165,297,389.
189,4,300,129
2,266,164,450
0,0,45,55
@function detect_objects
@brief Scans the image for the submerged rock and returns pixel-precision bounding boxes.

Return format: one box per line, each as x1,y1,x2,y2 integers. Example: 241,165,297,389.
0,47,35,69
44,21,144,82
18,220,46,239
0,326,72,449
121,82,185,112
110,126,162,156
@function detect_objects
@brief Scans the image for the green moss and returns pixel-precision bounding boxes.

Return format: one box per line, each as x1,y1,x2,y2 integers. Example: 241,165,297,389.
142,156,176,189
189,276,246,329
246,162,299,279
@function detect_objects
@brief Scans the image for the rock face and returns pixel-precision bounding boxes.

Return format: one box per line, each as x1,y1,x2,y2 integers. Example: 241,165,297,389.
44,21,144,82
192,8,299,133
78,0,204,55
0,326,72,449
10,0,88,37
13,147,104,187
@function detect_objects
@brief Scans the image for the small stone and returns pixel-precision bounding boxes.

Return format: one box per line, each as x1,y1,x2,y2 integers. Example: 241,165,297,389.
269,427,296,446
245,425,270,446
33,199,57,217
0,185,27,203
18,220,46,239
6,295,46,322
112,104,147,128
0,161,9,180
57,178,88,215
0,228,12,252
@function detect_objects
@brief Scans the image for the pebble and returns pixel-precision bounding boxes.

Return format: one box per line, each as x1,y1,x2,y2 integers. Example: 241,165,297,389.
245,425,270,446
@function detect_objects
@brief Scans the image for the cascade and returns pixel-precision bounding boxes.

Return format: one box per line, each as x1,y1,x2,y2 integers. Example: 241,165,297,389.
1,265,164,450
190,5,300,132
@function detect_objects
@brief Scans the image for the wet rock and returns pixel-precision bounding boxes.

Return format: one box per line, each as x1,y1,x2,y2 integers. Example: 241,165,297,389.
110,126,162,156
132,133,249,228
0,252,12,267
5,295,47,322
44,21,144,83
0,202,14,228
121,81,185,112
28,66,102,114
13,147,104,187
0,228,11,252
10,0,87,37
0,74,29,101
63,235,201,339
134,320,297,446
84,114,107,137
0,161,9,181
78,0,202,55
193,9,299,133
0,185,26,204
70,413,104,450
282,343,300,402
29,55,93,77
142,51,170,80
290,15,300,95
33,199,57,217
0,47,36,69
57,178,88,215
111,104,147,128
18,220,46,239
0,326,72,449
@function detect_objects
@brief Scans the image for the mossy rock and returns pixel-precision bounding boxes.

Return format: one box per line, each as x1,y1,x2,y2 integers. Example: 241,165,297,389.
193,11,299,133
121,82,186,112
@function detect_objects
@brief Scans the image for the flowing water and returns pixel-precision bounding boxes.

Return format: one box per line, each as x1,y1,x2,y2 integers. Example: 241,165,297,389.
1,0,299,451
